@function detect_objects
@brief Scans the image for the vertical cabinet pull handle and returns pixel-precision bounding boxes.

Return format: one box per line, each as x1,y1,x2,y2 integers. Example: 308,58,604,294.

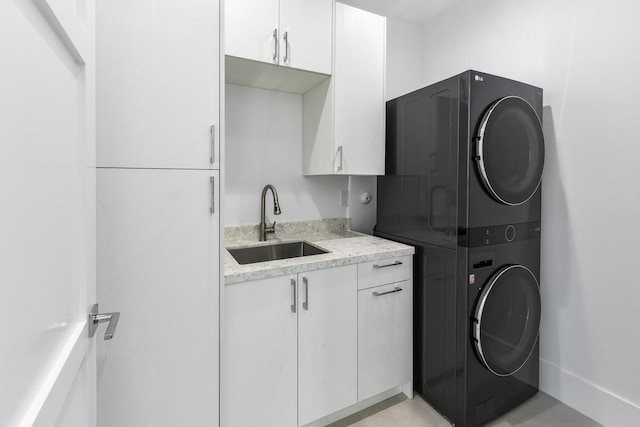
210,176,215,214
210,125,215,164
283,31,289,63
336,146,343,172
302,277,309,310
291,279,297,313
272,28,278,62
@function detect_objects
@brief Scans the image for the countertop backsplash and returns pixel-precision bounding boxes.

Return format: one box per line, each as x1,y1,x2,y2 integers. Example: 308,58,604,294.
225,218,357,247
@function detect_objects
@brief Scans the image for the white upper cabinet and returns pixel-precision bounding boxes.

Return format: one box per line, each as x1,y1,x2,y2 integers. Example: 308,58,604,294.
225,0,332,75
302,2,386,175
224,0,279,65
279,0,333,74
97,0,220,169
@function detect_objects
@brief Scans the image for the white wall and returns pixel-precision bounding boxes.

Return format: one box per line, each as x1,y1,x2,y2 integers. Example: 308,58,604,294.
420,0,640,424
385,18,424,100
225,84,348,227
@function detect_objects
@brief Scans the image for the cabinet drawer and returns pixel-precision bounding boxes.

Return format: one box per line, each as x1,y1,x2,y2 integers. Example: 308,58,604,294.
357,255,412,290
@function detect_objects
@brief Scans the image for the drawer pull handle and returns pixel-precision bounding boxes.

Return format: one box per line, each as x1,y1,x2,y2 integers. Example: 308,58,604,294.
373,261,403,269
373,286,403,297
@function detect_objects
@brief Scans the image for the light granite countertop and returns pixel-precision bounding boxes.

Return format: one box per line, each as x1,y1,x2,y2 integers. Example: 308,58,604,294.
224,219,415,284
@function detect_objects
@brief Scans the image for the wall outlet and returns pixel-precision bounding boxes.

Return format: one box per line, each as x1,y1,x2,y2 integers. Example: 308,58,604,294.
340,189,349,207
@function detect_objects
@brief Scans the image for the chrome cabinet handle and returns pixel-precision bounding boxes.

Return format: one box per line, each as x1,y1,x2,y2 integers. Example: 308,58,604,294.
210,125,215,164
336,146,343,172
272,28,278,62
291,279,297,313
283,31,289,63
88,304,120,340
373,286,403,297
302,277,309,310
373,260,403,269
210,176,215,214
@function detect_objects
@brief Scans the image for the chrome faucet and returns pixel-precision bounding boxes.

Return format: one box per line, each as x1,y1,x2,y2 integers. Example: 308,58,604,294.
260,184,281,241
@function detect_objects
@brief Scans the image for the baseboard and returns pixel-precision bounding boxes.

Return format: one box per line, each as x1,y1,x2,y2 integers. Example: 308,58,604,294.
540,357,640,425
302,386,403,427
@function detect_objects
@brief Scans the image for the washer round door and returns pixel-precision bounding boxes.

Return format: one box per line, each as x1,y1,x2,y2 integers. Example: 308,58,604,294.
476,96,545,206
473,264,541,377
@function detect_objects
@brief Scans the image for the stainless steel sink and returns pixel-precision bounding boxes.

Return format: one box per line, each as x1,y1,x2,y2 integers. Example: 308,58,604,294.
228,241,329,265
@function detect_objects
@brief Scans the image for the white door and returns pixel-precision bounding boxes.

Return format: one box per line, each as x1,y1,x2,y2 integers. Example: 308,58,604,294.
1,0,97,425
222,275,298,427
334,3,385,175
96,169,219,426
279,0,333,74
358,280,412,401
96,0,220,170
225,0,279,64
298,265,358,425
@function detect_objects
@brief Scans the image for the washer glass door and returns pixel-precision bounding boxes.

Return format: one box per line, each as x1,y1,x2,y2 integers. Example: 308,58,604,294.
473,264,541,376
476,96,545,205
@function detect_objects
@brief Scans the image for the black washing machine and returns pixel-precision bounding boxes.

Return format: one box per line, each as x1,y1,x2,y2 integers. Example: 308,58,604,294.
375,70,545,426
459,223,541,426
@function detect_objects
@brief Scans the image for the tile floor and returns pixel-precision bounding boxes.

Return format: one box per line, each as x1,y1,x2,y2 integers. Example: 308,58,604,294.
329,392,602,427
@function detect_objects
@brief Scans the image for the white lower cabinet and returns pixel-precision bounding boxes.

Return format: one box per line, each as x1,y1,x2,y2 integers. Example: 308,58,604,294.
222,264,357,427
221,274,298,427
357,256,413,401
357,280,412,401
222,258,411,426
298,266,358,425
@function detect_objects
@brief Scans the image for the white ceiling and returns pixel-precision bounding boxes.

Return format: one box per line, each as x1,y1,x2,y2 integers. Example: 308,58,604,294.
337,0,463,24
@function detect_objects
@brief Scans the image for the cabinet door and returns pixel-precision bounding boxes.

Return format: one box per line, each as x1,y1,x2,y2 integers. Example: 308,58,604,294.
334,3,385,175
358,280,412,401
222,275,297,427
225,0,279,65
97,0,220,169
96,168,219,426
298,265,358,425
279,0,333,74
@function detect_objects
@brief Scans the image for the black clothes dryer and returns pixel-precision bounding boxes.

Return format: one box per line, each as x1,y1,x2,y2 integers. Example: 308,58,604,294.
375,70,544,426
377,70,545,247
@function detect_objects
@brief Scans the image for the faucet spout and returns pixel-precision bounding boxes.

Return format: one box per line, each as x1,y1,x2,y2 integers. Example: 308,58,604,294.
260,184,281,241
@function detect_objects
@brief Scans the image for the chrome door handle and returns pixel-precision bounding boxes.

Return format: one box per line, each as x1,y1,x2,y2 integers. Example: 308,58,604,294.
302,277,309,310
89,304,120,340
336,146,343,172
373,286,403,297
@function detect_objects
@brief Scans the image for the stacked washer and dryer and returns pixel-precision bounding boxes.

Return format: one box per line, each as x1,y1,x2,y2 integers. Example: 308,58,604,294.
375,70,545,426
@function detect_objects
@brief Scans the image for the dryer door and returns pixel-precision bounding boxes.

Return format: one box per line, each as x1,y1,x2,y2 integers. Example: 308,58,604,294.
476,96,545,206
473,264,541,377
